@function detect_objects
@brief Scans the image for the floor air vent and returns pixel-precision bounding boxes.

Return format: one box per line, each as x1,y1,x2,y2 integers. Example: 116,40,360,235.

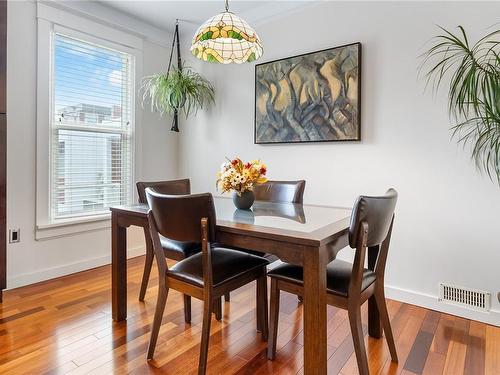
439,283,490,312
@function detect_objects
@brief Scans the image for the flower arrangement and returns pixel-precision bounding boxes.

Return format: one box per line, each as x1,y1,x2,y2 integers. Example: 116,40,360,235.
217,158,268,195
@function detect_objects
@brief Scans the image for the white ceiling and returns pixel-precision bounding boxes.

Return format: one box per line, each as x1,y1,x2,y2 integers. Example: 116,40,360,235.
97,0,311,33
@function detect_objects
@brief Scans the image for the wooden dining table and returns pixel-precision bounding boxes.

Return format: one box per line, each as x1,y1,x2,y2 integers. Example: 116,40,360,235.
110,197,383,375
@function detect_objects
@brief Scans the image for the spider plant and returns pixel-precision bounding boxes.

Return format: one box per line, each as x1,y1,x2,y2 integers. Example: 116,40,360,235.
420,26,500,184
140,66,215,118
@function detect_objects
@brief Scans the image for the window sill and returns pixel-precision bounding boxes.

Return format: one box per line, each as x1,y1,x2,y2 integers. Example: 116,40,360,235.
36,213,111,240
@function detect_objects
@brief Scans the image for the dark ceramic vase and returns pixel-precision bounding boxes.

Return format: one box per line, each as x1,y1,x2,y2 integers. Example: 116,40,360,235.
232,191,255,210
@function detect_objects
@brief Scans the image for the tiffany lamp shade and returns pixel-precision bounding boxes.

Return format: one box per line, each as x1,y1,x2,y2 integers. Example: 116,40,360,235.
191,11,263,64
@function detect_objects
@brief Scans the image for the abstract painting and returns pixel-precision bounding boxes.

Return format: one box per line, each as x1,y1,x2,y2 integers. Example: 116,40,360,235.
255,43,361,144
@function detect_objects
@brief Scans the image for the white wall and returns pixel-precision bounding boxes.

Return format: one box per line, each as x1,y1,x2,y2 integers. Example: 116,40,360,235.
6,1,178,288
179,2,500,325
141,41,180,180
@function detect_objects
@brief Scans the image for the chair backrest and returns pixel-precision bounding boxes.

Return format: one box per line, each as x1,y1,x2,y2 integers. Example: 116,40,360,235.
347,189,398,296
349,189,398,248
253,180,306,204
145,189,216,243
146,190,215,286
137,179,190,204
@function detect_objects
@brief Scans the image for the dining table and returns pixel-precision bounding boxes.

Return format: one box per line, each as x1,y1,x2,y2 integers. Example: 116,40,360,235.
110,197,383,375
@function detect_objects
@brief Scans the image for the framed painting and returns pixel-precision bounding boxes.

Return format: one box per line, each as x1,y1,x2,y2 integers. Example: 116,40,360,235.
254,42,361,144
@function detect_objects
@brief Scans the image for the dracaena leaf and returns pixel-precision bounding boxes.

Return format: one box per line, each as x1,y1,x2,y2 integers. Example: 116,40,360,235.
420,25,500,185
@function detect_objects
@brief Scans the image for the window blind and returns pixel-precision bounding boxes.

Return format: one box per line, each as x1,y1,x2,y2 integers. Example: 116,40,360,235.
51,33,134,219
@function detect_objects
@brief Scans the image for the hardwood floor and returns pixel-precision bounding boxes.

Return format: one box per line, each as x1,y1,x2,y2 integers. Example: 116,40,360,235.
0,255,498,374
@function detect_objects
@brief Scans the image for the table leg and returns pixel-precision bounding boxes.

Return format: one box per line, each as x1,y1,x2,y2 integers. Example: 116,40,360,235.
368,245,382,338
303,247,328,374
112,212,127,321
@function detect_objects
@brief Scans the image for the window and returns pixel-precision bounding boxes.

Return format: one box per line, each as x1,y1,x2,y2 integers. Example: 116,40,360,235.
36,4,142,237
50,33,134,220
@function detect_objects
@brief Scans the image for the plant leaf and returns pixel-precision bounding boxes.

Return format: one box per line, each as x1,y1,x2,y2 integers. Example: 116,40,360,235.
139,65,215,119
420,25,500,184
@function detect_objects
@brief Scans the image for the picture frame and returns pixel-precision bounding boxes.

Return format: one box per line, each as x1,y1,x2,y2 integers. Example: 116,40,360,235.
254,42,361,144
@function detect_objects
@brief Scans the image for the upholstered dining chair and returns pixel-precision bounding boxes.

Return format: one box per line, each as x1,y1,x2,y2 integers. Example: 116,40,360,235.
267,189,398,375
137,179,201,322
219,180,307,303
253,180,306,204
251,180,307,303
145,189,269,374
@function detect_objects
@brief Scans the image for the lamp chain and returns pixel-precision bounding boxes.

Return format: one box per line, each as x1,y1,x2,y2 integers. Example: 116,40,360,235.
225,0,229,12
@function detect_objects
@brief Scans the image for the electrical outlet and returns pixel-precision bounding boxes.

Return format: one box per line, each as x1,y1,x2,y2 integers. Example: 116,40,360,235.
9,229,20,243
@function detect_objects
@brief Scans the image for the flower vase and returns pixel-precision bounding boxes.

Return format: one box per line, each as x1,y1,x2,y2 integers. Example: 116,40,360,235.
232,191,255,210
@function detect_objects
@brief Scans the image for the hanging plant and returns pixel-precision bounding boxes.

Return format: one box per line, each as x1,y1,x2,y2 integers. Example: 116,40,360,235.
420,26,500,184
140,21,215,132
141,66,215,117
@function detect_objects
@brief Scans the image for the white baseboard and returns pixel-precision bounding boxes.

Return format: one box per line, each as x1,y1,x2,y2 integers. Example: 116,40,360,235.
7,245,146,290
385,284,500,327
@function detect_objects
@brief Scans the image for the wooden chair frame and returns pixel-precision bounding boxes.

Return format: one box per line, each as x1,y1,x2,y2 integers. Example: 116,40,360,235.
136,179,191,302
137,179,232,309
268,216,398,375
147,212,268,374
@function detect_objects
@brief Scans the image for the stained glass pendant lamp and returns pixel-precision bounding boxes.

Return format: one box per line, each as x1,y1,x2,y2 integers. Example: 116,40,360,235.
191,0,263,64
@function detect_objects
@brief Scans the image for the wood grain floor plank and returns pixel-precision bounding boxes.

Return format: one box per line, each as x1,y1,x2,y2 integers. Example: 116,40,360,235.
404,331,434,375
378,305,427,375
463,320,486,375
430,314,455,355
485,324,500,375
422,351,446,375
421,313,460,375
442,317,470,375
0,306,45,324
404,310,441,374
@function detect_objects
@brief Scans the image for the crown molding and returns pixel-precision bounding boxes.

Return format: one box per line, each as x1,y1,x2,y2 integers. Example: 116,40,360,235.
38,0,172,48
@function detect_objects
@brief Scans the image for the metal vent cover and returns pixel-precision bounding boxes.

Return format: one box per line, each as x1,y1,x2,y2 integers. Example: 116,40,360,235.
439,283,490,312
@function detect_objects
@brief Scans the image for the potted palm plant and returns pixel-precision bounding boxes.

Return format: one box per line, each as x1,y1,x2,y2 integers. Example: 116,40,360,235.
420,26,499,184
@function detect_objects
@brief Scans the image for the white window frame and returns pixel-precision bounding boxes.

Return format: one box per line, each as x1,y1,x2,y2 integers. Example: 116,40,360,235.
36,3,143,239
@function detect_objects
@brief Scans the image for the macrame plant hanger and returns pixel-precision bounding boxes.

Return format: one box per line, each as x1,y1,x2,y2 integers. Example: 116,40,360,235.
166,20,182,132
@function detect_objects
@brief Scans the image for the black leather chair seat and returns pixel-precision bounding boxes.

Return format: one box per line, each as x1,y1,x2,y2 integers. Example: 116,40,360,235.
168,248,269,287
267,260,376,297
160,236,201,260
